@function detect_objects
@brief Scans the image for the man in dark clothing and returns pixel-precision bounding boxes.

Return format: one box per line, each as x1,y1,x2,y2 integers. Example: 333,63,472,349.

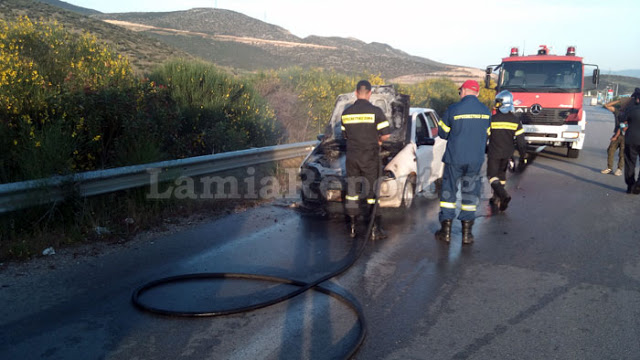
341,80,391,239
435,80,491,245
623,88,640,194
601,99,628,176
486,90,527,212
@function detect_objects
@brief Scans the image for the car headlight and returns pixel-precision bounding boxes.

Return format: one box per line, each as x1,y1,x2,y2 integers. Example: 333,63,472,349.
562,131,580,139
326,189,342,201
384,170,396,180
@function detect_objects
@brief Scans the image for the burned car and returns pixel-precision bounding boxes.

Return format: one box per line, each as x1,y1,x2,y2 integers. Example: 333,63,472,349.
299,85,445,211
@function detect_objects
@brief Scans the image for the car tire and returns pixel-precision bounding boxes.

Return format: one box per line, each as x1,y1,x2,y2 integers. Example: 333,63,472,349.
567,147,579,158
300,191,320,209
400,176,416,209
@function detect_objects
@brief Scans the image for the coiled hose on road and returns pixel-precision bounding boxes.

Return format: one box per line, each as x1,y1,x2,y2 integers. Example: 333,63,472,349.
132,191,381,359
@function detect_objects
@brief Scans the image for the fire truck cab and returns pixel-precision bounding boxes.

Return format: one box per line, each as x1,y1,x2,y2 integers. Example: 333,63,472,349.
485,45,599,158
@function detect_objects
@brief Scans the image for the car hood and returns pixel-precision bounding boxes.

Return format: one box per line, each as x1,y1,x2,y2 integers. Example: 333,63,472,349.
324,85,410,143
304,147,345,177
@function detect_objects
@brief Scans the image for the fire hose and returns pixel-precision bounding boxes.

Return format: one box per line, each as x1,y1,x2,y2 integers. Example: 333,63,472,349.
131,175,383,359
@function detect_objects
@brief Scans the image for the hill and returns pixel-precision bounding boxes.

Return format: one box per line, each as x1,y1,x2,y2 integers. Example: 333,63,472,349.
91,8,461,80
7,0,483,83
1,0,190,75
585,74,640,95
37,0,101,15
609,69,640,79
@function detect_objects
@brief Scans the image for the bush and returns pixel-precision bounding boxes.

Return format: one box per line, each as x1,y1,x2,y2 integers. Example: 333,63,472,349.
251,67,385,141
0,16,138,182
148,59,282,155
397,78,459,115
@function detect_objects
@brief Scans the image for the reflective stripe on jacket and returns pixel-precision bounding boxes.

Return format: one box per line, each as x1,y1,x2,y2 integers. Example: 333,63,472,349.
341,99,390,151
438,95,491,164
487,111,527,158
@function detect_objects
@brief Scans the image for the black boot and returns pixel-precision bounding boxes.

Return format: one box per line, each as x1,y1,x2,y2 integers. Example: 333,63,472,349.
349,215,357,238
499,195,511,211
461,220,474,244
489,195,501,212
371,216,387,240
491,182,511,212
434,219,452,243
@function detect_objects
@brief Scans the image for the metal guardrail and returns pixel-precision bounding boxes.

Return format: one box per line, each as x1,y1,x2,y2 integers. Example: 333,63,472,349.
0,141,317,214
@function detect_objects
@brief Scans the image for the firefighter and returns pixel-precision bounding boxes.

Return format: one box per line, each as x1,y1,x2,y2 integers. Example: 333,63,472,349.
486,90,528,212
341,80,391,239
435,80,491,245
623,88,640,194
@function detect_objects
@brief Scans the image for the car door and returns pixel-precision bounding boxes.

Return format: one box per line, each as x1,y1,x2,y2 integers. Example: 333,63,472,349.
415,112,434,192
426,111,446,187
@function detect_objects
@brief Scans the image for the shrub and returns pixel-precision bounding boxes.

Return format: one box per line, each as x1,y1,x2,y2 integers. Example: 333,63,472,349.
252,67,385,141
0,16,137,182
396,78,459,115
148,59,282,154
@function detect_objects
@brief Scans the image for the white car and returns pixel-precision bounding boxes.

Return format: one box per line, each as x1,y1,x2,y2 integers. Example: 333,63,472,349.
299,86,445,211
380,107,446,208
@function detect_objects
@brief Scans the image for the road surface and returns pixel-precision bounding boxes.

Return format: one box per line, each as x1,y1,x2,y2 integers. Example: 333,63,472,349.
1,103,640,359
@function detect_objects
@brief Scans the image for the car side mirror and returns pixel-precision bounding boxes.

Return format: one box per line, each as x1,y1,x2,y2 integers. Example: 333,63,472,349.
317,134,325,142
592,69,600,85
418,137,435,146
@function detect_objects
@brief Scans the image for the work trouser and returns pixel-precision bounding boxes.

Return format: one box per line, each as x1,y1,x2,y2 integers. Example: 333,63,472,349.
624,142,640,187
439,162,483,222
344,150,380,217
487,156,510,199
606,135,625,170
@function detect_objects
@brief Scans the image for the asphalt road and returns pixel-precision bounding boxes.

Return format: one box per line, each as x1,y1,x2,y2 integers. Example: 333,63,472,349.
2,103,640,360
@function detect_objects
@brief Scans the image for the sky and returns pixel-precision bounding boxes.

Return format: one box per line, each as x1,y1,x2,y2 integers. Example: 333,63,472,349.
62,0,640,73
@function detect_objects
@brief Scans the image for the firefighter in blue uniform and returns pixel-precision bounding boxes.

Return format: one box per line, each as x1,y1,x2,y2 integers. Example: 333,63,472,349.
341,80,391,239
435,80,491,244
487,90,528,212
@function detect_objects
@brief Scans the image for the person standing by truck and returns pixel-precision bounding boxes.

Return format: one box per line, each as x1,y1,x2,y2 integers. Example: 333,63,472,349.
486,90,527,212
601,98,628,176
623,88,640,194
435,80,491,245
341,80,391,239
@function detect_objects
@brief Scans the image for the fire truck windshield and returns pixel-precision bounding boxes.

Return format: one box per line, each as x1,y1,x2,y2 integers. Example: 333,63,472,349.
499,61,582,93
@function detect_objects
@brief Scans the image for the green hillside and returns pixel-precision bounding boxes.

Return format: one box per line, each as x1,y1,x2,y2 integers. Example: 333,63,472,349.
1,0,190,75
37,0,101,15
91,8,452,79
4,1,468,80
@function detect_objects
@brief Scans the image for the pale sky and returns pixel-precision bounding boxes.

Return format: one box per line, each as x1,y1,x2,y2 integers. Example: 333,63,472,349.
63,0,639,73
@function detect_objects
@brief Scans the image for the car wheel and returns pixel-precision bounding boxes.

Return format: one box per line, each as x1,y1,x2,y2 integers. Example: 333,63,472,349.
567,147,579,158
400,176,416,209
300,191,320,209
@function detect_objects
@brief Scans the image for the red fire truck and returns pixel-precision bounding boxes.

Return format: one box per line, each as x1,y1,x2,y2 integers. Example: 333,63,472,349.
485,45,600,158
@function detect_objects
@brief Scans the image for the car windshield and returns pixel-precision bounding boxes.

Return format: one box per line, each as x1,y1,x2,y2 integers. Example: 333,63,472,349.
499,61,582,93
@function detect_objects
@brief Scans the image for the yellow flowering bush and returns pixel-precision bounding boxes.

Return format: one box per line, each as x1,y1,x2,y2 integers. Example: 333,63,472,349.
0,16,138,182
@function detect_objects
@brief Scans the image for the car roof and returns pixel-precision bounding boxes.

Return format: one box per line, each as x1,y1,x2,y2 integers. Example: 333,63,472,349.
409,107,435,115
